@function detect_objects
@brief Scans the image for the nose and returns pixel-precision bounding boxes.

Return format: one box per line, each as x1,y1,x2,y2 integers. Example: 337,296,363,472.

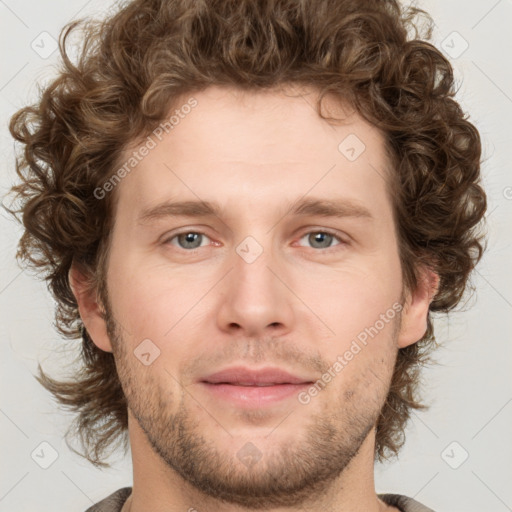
215,241,295,338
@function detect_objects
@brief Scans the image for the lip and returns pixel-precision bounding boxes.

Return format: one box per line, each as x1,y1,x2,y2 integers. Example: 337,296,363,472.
199,366,313,408
201,366,311,386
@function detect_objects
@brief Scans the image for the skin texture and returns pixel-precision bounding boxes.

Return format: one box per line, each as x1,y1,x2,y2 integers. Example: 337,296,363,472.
70,85,438,512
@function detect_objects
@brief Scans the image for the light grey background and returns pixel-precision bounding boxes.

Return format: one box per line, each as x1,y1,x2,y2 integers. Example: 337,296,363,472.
1,1,511,511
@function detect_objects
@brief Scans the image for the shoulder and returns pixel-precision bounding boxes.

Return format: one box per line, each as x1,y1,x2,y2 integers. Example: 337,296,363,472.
378,493,436,512
83,487,132,512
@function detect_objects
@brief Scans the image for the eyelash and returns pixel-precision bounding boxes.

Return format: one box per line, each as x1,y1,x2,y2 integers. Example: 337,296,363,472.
162,228,348,253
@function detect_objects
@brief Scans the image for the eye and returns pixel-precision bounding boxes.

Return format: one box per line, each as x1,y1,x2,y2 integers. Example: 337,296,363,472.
162,229,347,252
296,230,345,250
163,231,212,250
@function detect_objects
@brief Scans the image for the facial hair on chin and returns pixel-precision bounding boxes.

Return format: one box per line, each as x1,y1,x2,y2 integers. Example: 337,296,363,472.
104,302,397,509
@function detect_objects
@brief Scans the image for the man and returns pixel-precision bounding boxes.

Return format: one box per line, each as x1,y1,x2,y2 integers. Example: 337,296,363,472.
7,0,487,511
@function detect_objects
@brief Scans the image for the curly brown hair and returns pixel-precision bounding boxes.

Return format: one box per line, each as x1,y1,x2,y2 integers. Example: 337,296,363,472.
5,0,487,468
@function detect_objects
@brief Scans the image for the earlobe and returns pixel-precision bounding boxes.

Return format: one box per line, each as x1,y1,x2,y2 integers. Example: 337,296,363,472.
68,262,113,353
397,267,439,349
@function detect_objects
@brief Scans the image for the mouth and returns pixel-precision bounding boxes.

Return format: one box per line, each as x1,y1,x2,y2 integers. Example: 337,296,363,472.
199,366,314,407
210,382,290,386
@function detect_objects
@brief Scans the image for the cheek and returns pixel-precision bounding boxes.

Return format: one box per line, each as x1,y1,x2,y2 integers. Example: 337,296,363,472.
310,265,400,324
305,266,401,364
108,261,208,347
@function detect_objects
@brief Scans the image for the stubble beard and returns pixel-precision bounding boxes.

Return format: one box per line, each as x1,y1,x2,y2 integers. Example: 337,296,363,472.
105,302,398,508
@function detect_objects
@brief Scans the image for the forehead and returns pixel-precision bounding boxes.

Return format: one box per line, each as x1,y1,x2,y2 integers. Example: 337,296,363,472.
111,84,394,225
144,85,386,164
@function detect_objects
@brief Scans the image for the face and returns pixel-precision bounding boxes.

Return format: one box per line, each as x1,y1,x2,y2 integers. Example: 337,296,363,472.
84,85,424,508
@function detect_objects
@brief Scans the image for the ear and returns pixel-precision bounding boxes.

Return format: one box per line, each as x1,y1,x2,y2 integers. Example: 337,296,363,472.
397,266,439,349
68,262,113,353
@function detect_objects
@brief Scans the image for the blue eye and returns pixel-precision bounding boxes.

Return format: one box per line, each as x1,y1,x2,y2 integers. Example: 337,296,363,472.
165,232,211,250
297,231,344,250
163,229,346,252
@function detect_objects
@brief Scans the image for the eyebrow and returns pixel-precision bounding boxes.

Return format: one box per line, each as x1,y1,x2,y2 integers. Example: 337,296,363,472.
137,196,374,225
